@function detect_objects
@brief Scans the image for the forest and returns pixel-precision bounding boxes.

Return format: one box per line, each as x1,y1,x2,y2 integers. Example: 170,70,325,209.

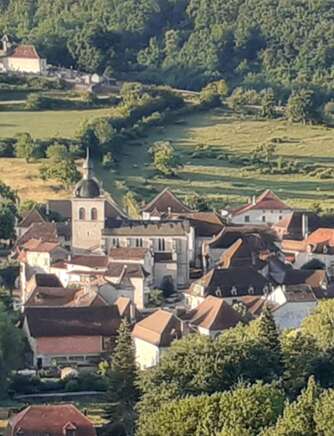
0,0,334,94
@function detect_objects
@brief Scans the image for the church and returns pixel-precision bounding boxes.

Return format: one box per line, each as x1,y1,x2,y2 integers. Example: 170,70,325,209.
71,150,126,252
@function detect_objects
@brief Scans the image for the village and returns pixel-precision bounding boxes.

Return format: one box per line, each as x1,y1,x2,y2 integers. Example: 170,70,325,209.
1,144,332,433
1,16,334,434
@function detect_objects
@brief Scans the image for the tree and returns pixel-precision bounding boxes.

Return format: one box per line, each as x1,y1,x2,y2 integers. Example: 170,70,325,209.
253,307,283,376
263,377,320,436
314,388,334,435
281,330,319,397
260,89,275,118
46,143,69,162
151,141,179,175
104,319,138,435
301,300,334,350
137,382,284,436
0,181,17,204
137,324,285,419
0,303,24,397
286,90,316,124
122,192,140,219
40,158,80,189
200,80,229,107
93,118,116,147
184,192,211,211
0,201,16,240
15,133,41,162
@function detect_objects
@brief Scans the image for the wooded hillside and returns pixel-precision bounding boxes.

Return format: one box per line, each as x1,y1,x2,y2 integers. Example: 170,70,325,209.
1,0,334,93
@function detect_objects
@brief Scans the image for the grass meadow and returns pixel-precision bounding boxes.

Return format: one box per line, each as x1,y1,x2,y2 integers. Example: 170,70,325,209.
0,107,334,208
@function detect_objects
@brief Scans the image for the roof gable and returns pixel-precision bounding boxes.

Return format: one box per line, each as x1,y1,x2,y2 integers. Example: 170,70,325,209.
143,188,192,214
186,296,243,331
232,190,291,216
18,208,46,228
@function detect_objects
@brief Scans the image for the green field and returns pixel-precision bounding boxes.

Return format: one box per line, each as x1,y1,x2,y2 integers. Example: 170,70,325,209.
95,109,334,210
0,107,113,138
0,108,334,208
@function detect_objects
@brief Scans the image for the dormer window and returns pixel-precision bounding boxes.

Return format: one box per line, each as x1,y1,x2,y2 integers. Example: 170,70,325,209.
216,288,222,297
249,285,254,295
323,245,329,254
231,286,237,296
63,422,77,436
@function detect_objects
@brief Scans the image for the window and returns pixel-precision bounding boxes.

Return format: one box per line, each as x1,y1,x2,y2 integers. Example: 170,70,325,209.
262,216,266,223
244,215,250,223
91,207,98,220
79,207,86,220
158,238,166,251
136,238,143,247
215,288,222,297
279,216,282,221
112,238,120,248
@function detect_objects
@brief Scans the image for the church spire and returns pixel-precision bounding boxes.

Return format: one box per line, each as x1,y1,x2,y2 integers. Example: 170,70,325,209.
83,147,94,180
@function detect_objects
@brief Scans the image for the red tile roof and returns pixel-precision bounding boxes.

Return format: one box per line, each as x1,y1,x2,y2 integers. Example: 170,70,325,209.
22,238,60,253
68,255,109,269
7,404,96,436
25,306,121,337
185,296,243,331
142,188,192,214
18,208,46,228
10,45,40,59
132,309,182,346
231,190,291,216
16,222,58,247
109,247,148,260
306,228,334,246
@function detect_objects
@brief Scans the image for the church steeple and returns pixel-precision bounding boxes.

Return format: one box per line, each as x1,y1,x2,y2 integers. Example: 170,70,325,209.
83,147,94,180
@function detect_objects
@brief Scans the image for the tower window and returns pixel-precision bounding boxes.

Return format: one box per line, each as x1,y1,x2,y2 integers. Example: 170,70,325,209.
79,207,86,220
158,238,165,251
91,207,98,220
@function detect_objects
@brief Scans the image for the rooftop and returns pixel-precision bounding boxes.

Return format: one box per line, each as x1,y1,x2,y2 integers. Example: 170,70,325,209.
7,404,96,436
185,296,243,331
25,306,121,337
142,188,192,214
231,190,291,217
132,309,181,346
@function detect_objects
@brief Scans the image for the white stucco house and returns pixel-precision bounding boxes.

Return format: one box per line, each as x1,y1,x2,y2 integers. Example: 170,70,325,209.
227,190,293,225
132,309,182,369
0,35,47,74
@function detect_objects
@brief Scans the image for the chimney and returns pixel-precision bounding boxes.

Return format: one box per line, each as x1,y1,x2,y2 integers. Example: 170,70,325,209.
302,213,309,239
252,195,256,206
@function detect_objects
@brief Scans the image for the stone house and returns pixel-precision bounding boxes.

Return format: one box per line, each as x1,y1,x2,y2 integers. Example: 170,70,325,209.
5,404,96,436
281,228,334,275
204,226,278,271
132,309,182,369
18,239,68,292
102,220,192,289
23,306,121,367
227,190,292,225
185,266,270,309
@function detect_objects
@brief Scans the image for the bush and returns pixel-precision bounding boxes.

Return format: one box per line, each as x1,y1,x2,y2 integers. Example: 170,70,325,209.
0,138,15,157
